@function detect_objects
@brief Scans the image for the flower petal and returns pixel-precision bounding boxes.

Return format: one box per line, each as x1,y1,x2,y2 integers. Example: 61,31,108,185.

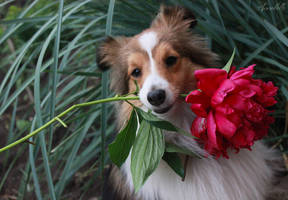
263,81,278,96
230,64,255,80
195,69,227,97
248,84,262,96
239,88,256,98
211,79,235,105
254,80,278,107
190,104,208,117
231,124,255,149
228,66,236,78
245,101,266,123
191,117,207,138
207,111,218,150
253,115,274,140
256,96,277,107
224,94,248,111
215,104,234,115
215,112,237,139
233,78,250,87
185,90,210,106
227,112,243,127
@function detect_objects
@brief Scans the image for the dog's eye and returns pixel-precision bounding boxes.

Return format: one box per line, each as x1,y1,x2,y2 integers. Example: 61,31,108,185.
165,56,178,67
131,68,141,77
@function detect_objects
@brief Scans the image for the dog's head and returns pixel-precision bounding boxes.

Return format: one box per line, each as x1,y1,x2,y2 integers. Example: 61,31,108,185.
97,6,217,114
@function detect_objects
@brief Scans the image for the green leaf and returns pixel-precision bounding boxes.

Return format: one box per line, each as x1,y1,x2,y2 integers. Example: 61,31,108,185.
222,48,235,73
135,107,194,138
5,5,22,20
108,109,138,167
263,20,288,48
48,0,64,152
135,108,176,131
166,143,202,158
162,152,184,178
16,120,31,130
131,120,165,192
280,85,288,100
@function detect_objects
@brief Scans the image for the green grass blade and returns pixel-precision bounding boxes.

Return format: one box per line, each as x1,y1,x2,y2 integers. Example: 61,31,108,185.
263,20,288,47
29,119,43,200
0,0,89,98
55,111,99,198
222,0,260,42
254,55,288,73
58,16,106,73
34,26,57,200
241,27,288,66
48,0,64,152
17,162,31,200
4,97,18,168
211,0,236,50
0,0,40,45
0,147,23,192
0,15,57,99
0,16,52,24
280,85,288,100
0,40,95,116
100,0,115,180
0,1,96,116
0,0,15,7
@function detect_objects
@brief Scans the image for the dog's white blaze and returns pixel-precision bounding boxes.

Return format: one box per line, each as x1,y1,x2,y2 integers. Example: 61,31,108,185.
138,31,157,59
138,31,158,77
138,31,174,110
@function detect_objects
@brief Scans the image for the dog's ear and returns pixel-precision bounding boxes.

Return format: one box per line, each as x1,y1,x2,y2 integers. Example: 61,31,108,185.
96,36,130,94
152,5,197,30
97,36,127,70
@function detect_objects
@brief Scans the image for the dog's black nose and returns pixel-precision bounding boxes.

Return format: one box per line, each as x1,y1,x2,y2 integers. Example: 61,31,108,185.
147,89,166,106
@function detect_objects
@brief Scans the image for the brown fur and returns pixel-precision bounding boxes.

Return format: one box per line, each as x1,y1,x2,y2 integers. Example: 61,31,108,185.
97,36,131,94
108,166,138,200
151,5,218,67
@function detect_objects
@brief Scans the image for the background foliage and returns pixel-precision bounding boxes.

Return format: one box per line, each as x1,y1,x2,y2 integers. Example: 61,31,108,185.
0,0,287,199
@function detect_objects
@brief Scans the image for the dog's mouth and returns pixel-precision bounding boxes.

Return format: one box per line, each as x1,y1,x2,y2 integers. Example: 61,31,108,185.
153,105,173,114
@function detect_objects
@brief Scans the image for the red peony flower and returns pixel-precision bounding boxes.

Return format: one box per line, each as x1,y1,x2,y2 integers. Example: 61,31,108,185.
185,65,278,158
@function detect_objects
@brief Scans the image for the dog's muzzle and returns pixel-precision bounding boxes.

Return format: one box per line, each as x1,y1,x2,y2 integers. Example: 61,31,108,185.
147,89,166,106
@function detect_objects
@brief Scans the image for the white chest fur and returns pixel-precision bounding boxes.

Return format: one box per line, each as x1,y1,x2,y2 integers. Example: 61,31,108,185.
122,102,275,200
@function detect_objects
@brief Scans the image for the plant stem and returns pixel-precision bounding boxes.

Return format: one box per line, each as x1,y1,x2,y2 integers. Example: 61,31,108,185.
0,95,139,153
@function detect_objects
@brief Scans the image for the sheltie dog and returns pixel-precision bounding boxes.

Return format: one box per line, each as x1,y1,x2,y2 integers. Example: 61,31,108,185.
97,5,287,200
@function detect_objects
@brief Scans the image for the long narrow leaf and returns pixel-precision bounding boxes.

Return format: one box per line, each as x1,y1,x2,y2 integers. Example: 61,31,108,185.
48,0,64,151
100,0,115,178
